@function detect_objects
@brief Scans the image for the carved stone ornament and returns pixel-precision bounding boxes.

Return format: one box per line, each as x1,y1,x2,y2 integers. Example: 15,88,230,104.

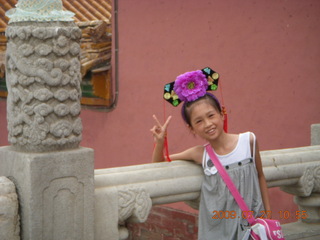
118,187,152,223
281,167,319,196
5,0,75,23
6,22,83,152
313,166,320,193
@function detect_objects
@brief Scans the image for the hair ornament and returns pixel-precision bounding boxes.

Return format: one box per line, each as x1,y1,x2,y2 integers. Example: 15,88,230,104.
163,67,219,106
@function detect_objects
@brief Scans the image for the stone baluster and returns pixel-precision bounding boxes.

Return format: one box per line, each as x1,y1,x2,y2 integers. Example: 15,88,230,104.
0,1,94,239
281,124,320,228
280,124,320,225
274,124,320,239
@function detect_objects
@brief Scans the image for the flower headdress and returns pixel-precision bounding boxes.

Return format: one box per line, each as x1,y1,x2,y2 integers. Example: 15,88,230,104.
163,67,219,106
163,67,227,132
159,67,226,162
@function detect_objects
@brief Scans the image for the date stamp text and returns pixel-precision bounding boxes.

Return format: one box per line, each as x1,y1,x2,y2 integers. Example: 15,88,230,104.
212,210,308,220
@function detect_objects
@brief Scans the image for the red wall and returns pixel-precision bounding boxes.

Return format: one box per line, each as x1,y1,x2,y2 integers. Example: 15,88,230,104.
81,0,320,169
128,206,198,240
1,0,320,223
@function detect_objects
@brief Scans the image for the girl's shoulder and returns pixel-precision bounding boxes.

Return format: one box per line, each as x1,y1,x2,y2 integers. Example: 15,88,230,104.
239,131,256,142
240,131,257,157
226,132,256,154
245,131,256,144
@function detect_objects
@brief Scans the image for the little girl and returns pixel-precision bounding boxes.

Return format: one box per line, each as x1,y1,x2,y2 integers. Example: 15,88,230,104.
151,68,270,240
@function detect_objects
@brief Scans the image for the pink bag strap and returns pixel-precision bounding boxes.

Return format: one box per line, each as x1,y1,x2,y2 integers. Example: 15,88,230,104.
205,144,256,225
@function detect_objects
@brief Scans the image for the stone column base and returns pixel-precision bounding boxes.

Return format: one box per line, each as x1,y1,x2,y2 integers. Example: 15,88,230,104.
0,146,94,240
295,194,320,223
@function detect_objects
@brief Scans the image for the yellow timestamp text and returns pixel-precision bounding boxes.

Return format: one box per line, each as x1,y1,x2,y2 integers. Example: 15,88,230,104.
212,210,308,220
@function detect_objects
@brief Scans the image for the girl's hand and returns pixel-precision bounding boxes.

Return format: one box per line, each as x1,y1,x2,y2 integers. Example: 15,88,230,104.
150,115,172,143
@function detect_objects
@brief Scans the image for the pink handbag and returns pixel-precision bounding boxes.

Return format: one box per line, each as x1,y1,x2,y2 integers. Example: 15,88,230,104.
205,144,285,240
250,218,284,240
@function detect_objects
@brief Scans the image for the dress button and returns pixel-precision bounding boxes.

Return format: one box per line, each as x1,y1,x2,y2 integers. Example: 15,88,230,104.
238,162,242,166
225,165,229,170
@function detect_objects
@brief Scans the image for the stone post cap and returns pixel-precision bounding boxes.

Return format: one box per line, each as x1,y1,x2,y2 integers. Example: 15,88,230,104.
6,0,75,23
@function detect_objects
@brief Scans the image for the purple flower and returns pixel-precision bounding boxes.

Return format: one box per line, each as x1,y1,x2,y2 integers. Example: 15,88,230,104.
173,70,208,102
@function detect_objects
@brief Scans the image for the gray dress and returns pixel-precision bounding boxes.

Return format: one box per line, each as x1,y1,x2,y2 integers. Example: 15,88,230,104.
198,132,264,240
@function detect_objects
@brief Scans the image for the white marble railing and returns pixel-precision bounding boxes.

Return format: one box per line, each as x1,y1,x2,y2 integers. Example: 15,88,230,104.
2,131,319,240
94,142,320,240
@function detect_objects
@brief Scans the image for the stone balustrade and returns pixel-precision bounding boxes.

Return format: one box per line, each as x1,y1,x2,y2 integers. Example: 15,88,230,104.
2,135,319,240
94,141,320,240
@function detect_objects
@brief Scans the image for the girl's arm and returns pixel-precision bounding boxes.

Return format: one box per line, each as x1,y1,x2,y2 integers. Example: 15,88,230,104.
150,115,203,163
253,136,271,212
152,140,166,162
170,145,203,164
152,141,203,163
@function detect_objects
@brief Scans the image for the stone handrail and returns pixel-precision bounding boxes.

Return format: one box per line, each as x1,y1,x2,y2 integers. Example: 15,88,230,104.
94,145,320,240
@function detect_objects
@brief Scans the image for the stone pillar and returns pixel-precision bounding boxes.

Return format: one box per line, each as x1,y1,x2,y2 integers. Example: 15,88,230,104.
311,124,320,146
5,21,82,152
0,1,94,239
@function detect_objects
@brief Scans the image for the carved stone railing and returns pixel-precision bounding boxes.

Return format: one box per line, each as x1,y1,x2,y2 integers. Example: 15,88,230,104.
94,126,320,240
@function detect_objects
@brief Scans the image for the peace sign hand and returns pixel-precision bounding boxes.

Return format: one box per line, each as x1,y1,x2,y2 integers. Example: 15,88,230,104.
150,115,172,143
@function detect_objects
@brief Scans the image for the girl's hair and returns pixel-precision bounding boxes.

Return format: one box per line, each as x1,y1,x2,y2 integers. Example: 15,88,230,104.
181,93,222,126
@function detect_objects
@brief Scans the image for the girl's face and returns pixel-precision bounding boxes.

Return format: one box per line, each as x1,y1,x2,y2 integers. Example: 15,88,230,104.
188,99,224,141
